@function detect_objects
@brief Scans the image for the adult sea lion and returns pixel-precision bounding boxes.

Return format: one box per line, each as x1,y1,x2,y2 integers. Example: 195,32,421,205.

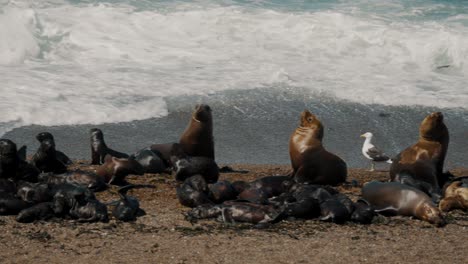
90,128,129,165
362,181,445,226
179,104,214,159
390,112,449,198
289,110,347,186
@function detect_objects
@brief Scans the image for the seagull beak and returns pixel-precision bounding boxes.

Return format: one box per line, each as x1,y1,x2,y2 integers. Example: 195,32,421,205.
360,134,365,138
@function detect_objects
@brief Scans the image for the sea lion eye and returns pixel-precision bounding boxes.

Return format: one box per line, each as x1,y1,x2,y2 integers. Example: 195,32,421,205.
307,117,313,122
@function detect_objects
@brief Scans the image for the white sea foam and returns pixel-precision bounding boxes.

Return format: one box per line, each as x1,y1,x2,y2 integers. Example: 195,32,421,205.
1,0,468,135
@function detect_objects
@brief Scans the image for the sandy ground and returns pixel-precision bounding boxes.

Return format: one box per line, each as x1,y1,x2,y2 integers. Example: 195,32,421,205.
0,163,467,264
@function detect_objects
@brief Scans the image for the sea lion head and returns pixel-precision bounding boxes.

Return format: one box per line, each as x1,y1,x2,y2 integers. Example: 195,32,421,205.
36,132,54,143
192,104,212,123
0,139,18,161
90,128,104,141
299,110,324,140
417,202,446,227
419,112,448,142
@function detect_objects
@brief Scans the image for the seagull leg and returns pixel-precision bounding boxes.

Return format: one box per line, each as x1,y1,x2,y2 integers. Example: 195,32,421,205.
369,162,375,172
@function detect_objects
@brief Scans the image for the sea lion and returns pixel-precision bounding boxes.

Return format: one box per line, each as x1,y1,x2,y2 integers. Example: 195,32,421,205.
90,128,129,165
208,181,237,204
439,180,468,212
0,139,39,182
96,155,144,185
350,199,375,225
289,110,347,186
176,175,212,208
186,201,282,225
170,143,219,183
282,196,321,219
250,176,293,197
35,132,72,165
231,181,251,195
179,104,214,159
16,202,55,223
17,182,51,204
111,185,150,221
130,148,166,173
237,188,269,204
362,181,446,226
319,198,351,224
39,170,107,192
0,194,31,215
390,112,449,198
30,133,67,174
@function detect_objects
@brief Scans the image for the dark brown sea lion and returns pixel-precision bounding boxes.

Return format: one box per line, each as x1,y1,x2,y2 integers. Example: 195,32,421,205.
90,128,129,165
95,155,144,185
130,148,166,173
390,112,449,198
176,175,212,208
439,181,468,212
0,139,39,182
170,143,219,183
16,202,55,223
111,185,152,221
350,199,375,225
30,133,67,174
250,176,293,197
39,170,107,192
186,201,282,225
179,104,214,159
362,181,446,227
35,132,72,165
289,110,347,186
208,181,237,204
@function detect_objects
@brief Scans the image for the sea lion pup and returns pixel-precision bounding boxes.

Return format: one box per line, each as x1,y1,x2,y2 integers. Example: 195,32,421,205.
186,201,282,225
250,176,293,198
16,202,55,223
96,155,144,185
390,112,449,198
35,132,72,165
130,148,166,173
350,199,375,225
0,194,31,215
208,181,237,204
439,180,468,212
177,175,212,208
90,128,129,165
0,139,39,182
39,170,107,192
289,110,347,186
362,181,446,227
52,183,108,222
111,184,153,221
17,182,51,204
179,104,215,160
30,133,67,174
170,143,219,183
238,188,269,204
232,181,251,195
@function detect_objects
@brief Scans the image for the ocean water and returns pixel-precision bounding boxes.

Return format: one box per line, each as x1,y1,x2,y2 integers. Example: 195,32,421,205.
1,0,467,167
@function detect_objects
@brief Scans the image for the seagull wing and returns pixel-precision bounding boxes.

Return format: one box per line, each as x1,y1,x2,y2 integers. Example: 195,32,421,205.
366,147,390,161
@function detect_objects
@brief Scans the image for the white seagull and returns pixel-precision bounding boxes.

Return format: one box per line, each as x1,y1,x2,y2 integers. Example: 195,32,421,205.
360,132,392,171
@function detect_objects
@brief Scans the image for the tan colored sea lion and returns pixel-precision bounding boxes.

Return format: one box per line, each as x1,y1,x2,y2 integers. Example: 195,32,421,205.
288,110,347,186
362,181,446,226
95,155,144,185
439,180,468,212
179,104,214,160
390,112,449,198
